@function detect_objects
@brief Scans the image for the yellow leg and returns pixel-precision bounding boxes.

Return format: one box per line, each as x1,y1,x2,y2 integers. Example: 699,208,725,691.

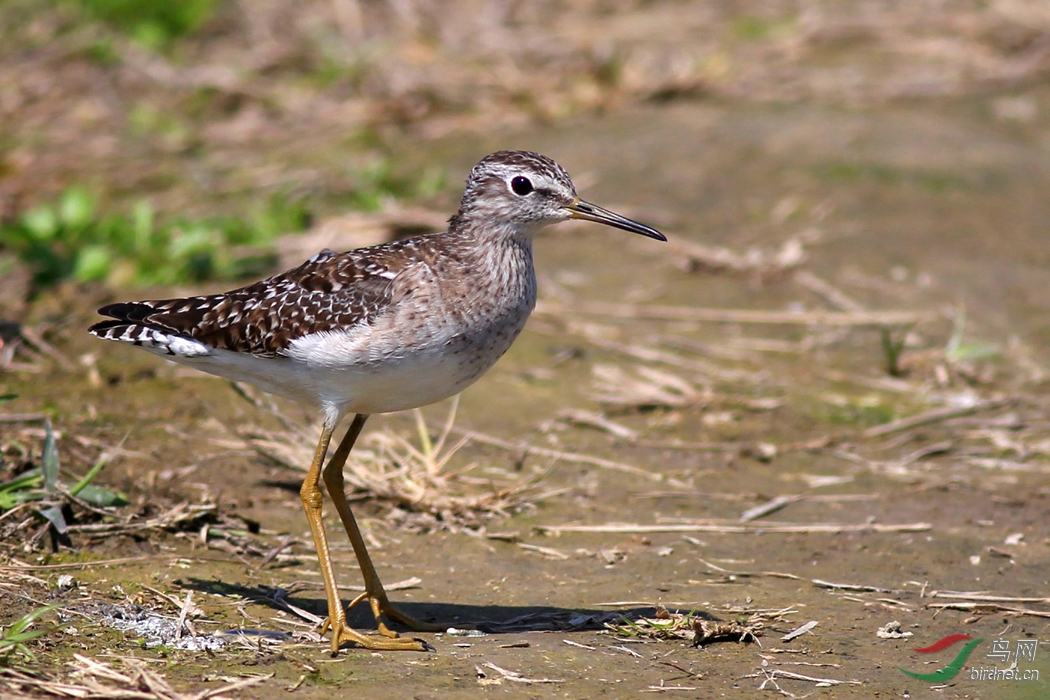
300,416,429,653
322,414,444,635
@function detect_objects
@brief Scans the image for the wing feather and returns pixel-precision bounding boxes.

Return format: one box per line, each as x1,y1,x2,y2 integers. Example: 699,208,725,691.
90,239,432,356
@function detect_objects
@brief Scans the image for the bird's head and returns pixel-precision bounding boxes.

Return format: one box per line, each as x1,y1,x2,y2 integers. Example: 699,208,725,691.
455,150,666,242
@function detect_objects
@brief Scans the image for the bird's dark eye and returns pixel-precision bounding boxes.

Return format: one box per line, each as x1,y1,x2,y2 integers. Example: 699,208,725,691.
510,176,533,196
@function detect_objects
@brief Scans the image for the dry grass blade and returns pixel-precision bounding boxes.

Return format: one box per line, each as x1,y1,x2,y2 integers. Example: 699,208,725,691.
66,503,217,536
607,604,768,647
793,271,864,312
739,495,802,522
585,336,760,383
447,424,662,482
344,403,549,530
589,364,706,409
670,238,806,277
693,560,908,598
0,556,149,573
694,619,763,646
924,602,1050,618
811,579,901,594
536,301,934,327
479,662,562,685
1,654,271,700
553,409,639,440
606,607,704,642
536,521,931,535
861,398,1013,438
694,557,803,582
18,325,75,371
780,620,819,642
517,543,569,560
751,668,862,688
228,395,547,531
927,591,1050,604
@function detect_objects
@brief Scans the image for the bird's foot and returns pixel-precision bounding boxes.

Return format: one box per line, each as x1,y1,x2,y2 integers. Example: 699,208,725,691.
347,590,445,635
318,616,432,653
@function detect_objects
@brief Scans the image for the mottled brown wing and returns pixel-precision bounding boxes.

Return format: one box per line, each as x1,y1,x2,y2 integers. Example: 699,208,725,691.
93,243,423,356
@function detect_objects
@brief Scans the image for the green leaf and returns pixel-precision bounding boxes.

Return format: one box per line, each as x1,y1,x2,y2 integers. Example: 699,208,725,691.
58,187,96,229
0,491,37,510
72,244,113,282
37,504,69,534
2,627,48,646
0,604,58,662
947,342,999,362
6,180,306,291
169,225,215,258
0,476,45,510
132,21,169,51
22,207,59,242
41,419,59,495
132,201,154,252
0,467,46,510
76,0,216,50
73,483,128,507
69,434,129,506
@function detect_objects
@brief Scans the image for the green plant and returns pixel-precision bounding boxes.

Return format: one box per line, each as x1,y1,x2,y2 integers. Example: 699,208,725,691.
607,610,699,640
944,307,999,362
0,419,127,520
880,325,911,377
71,0,214,50
0,188,310,292
0,605,58,664
812,393,895,428
731,16,795,41
345,160,444,212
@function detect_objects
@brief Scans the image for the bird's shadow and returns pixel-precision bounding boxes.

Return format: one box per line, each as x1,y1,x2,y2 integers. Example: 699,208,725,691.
177,578,708,636
257,478,302,495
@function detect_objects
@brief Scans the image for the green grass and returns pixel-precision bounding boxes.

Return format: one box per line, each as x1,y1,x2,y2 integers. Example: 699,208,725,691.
0,152,446,293
344,159,445,212
731,16,795,41
0,187,311,293
810,393,897,428
0,419,127,523
0,604,58,664
70,0,215,50
812,161,972,191
881,326,911,377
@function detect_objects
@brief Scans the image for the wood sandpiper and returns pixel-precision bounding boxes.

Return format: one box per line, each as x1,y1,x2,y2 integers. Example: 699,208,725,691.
90,150,666,652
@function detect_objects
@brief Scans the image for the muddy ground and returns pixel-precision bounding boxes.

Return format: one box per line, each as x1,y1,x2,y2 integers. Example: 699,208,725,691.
3,3,1050,699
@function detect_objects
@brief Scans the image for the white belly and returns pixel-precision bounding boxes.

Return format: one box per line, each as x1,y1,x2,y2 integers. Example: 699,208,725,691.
170,293,533,416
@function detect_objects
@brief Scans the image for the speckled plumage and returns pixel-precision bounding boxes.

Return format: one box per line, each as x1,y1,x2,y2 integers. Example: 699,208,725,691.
89,150,665,653
90,150,664,421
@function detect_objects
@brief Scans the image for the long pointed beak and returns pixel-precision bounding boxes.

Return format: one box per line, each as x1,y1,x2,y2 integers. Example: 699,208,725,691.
564,198,666,241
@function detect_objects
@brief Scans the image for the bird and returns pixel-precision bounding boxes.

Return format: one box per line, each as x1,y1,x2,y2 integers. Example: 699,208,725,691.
90,150,666,653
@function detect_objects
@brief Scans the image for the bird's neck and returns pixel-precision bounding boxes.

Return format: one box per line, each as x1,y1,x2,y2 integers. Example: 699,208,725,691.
443,216,537,305
448,212,544,246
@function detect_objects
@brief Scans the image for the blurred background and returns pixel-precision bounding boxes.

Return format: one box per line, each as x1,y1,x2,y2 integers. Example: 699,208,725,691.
1,0,1048,300
1,4,1050,695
